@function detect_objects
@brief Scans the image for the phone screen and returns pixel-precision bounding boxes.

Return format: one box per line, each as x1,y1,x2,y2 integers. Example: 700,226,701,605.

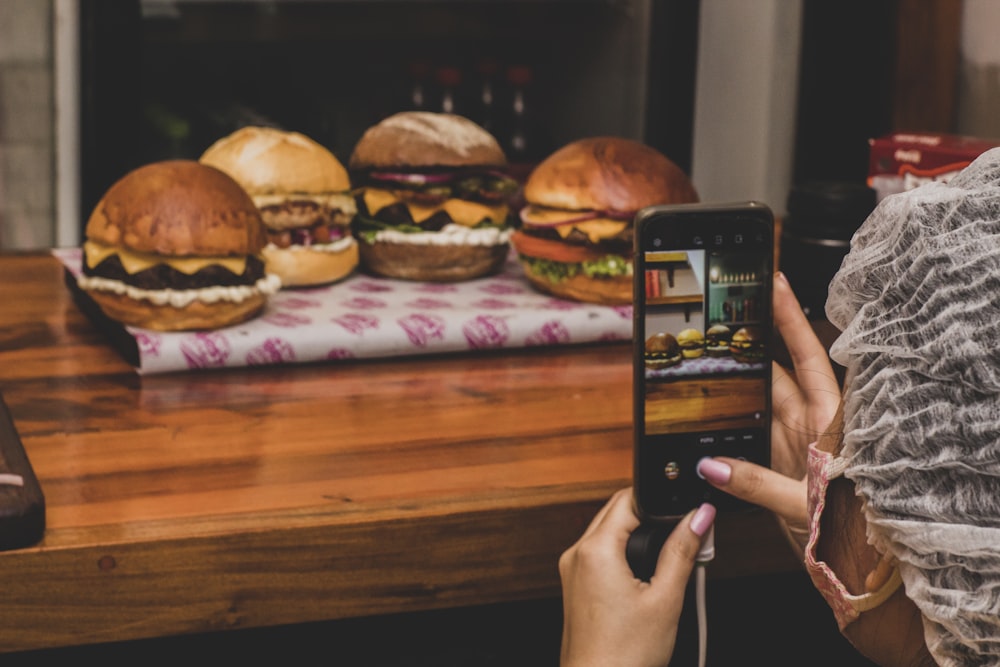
633,202,773,520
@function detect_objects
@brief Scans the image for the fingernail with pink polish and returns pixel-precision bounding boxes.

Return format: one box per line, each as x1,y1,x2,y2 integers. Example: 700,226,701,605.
690,503,717,537
697,457,732,485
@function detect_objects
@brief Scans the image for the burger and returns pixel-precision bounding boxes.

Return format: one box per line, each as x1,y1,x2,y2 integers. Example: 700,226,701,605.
705,324,731,357
348,111,519,281
730,326,765,364
199,126,359,288
78,160,281,331
511,137,698,304
677,328,705,359
644,332,682,370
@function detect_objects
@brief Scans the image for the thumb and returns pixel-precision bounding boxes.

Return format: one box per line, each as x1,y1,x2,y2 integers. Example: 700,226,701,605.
648,504,716,600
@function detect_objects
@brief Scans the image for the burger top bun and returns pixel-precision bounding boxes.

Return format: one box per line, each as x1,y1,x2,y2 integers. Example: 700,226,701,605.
85,160,265,257
523,137,698,212
349,111,507,169
200,126,350,195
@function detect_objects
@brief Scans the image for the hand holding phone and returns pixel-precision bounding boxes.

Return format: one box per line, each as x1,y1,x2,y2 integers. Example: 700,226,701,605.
632,202,774,523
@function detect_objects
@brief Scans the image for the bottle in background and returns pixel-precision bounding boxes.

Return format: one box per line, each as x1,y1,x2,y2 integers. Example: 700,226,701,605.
435,65,463,115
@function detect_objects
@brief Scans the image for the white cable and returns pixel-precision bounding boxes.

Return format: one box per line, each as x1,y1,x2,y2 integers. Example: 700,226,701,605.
695,526,716,667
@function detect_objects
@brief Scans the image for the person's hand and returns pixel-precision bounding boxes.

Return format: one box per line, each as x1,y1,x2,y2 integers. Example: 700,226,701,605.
558,487,715,667
697,272,841,556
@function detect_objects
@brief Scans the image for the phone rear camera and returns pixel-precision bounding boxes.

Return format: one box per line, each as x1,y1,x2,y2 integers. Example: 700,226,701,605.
653,238,662,248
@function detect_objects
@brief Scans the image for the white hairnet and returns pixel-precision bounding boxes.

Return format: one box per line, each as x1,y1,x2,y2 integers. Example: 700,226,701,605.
826,147,1000,666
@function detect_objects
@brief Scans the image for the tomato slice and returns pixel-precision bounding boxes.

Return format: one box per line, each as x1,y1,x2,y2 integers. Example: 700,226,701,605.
510,230,608,264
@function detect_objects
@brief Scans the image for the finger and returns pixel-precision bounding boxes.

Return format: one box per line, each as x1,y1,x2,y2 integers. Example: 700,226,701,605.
773,272,840,396
648,505,713,601
578,487,637,542
707,457,808,527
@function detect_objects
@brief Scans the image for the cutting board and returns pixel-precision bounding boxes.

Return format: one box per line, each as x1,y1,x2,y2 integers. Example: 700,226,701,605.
0,394,44,550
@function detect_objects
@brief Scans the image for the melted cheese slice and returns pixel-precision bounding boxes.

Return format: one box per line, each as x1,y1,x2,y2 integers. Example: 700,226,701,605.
520,205,628,244
84,240,248,275
362,188,508,227
552,219,629,244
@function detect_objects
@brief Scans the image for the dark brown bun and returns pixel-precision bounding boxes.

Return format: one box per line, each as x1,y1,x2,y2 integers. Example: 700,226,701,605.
520,261,631,304
676,327,705,358
81,160,276,331
349,111,507,170
85,160,265,256
644,332,682,369
200,125,351,195
358,241,508,282
523,137,698,213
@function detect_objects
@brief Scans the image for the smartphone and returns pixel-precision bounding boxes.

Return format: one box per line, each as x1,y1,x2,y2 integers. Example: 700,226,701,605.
632,201,774,521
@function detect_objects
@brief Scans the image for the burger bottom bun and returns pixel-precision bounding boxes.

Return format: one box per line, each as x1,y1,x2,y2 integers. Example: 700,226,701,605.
85,288,268,331
645,356,681,370
262,240,359,288
520,260,632,305
358,239,508,282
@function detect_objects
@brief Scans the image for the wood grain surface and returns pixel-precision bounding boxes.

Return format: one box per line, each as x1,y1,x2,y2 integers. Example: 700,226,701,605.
0,252,800,653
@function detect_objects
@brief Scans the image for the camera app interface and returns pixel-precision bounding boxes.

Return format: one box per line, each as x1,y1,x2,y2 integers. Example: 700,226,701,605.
637,219,771,514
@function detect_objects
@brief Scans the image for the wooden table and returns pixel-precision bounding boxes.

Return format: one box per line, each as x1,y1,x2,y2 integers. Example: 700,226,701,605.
0,252,800,654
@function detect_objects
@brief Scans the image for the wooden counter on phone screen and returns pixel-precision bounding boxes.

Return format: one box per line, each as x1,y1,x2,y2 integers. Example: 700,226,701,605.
0,252,800,654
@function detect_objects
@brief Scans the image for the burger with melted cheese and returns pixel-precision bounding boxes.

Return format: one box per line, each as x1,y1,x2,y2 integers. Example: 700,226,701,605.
348,111,518,281
730,326,765,364
644,332,682,370
512,137,698,304
78,160,281,331
199,126,359,287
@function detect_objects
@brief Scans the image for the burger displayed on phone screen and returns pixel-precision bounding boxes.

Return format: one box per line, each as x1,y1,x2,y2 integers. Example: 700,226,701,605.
348,111,519,282
512,137,698,304
77,160,281,331
200,126,359,288
644,332,682,369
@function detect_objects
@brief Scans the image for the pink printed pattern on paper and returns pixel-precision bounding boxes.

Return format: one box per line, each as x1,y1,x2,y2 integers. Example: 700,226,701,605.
525,320,571,346
341,297,388,309
415,283,460,294
540,298,585,311
612,305,633,319
263,311,312,328
350,280,394,293
280,296,322,310
470,298,516,310
181,332,231,369
404,298,452,309
327,348,356,360
464,315,509,349
247,337,296,365
332,313,380,335
135,331,162,357
479,283,525,295
598,330,631,342
399,313,447,347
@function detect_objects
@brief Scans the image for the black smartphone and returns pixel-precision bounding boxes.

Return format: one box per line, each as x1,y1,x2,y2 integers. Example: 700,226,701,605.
632,201,774,521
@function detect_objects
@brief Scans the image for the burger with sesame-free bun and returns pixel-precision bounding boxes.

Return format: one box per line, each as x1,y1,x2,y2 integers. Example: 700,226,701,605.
199,126,359,288
512,137,698,304
348,111,519,282
644,332,682,370
77,160,281,331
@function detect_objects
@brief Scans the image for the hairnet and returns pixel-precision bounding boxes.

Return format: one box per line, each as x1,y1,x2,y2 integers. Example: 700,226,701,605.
825,147,1000,666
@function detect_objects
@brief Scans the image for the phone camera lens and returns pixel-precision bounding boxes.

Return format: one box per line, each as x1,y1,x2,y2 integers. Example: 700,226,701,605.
653,238,662,248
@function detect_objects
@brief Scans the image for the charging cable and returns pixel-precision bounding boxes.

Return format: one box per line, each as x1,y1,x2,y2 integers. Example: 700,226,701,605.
694,525,716,667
